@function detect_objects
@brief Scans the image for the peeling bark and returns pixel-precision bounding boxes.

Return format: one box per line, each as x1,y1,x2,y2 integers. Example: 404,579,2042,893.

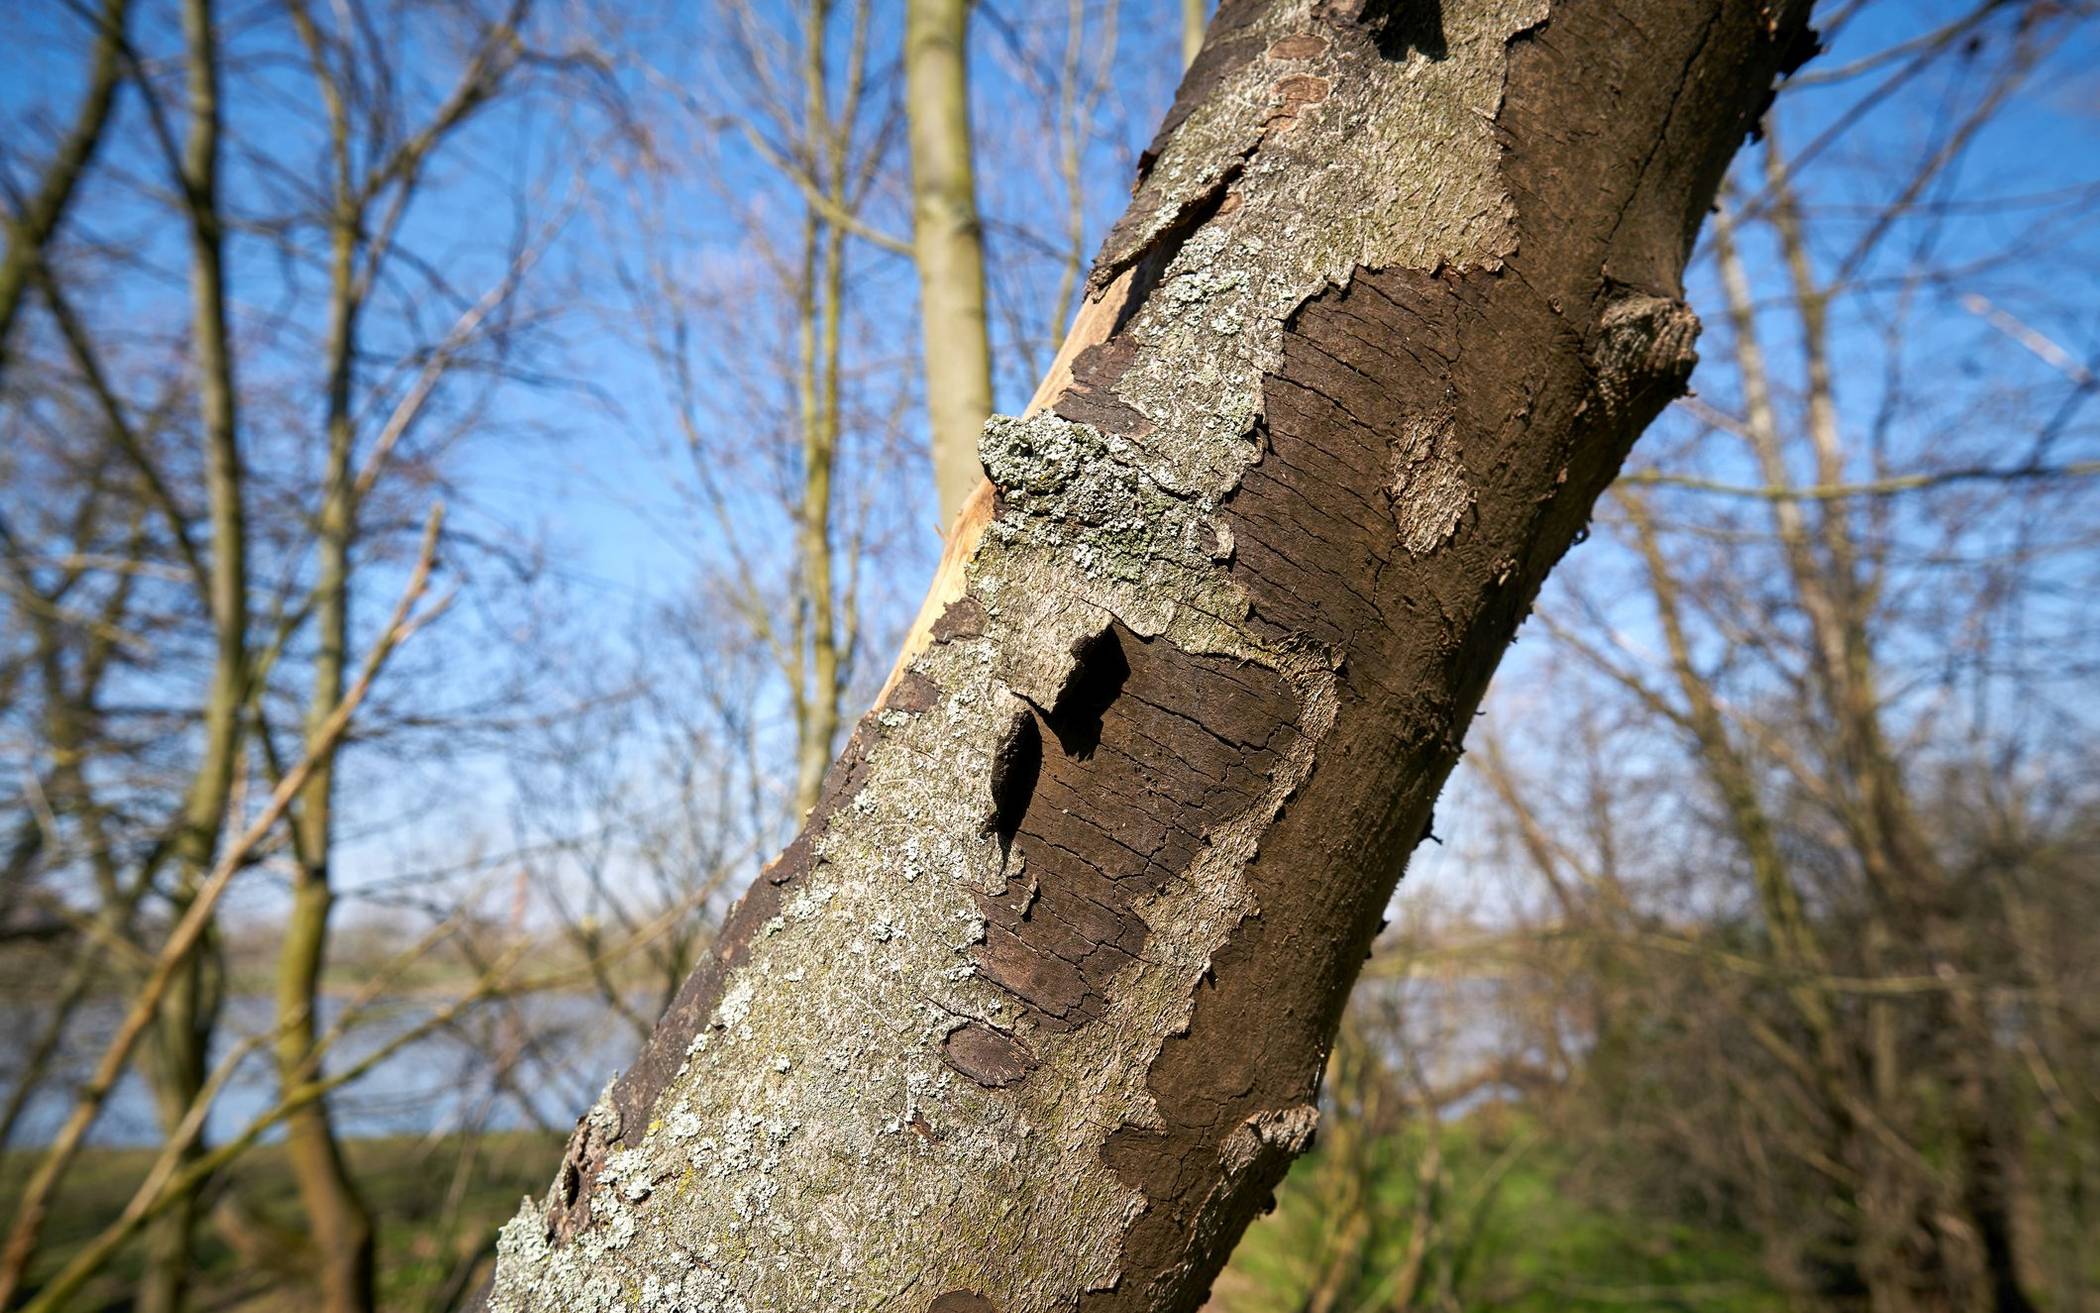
485,2,1814,1310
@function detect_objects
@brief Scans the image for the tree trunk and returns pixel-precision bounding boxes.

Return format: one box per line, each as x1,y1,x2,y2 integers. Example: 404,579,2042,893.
905,0,996,528
146,1,247,1307
273,15,378,1302
1181,0,1208,70
788,0,862,817
486,2,1814,1309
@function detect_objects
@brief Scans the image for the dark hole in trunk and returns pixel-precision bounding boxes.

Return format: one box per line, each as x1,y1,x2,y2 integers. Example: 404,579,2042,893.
1361,0,1448,61
985,709,1041,859
1044,625,1132,760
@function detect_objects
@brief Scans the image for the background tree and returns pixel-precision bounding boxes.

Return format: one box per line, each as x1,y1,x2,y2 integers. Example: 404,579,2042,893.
907,0,996,528
0,0,621,1307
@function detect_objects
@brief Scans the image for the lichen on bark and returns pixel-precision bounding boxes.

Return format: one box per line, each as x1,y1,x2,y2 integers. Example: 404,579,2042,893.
1076,0,1545,501
485,0,1812,1308
490,510,1333,1312
492,5,1589,1309
490,381,1342,1309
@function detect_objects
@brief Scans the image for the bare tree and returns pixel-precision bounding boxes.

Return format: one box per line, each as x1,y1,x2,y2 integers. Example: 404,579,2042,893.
0,0,616,1306
263,5,546,1308
618,0,918,821
0,511,447,1311
0,0,130,382
139,7,250,1304
973,0,1147,395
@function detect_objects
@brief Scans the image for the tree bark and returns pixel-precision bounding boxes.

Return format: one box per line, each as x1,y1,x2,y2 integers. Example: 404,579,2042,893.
486,2,1814,1309
906,0,996,528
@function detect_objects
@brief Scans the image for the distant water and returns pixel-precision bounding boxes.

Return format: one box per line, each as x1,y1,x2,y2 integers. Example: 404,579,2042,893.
1,976,1522,1149
1,992,646,1149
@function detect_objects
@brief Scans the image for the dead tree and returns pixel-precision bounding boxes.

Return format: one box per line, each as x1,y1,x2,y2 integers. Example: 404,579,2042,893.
485,1,1816,1309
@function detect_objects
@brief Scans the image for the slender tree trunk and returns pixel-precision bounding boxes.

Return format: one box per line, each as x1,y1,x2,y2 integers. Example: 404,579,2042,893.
277,11,378,1304
1181,0,1207,70
1754,123,2036,1313
0,511,141,1151
271,76,377,1310
905,0,995,528
789,0,858,818
146,1,247,1307
486,3,1814,1309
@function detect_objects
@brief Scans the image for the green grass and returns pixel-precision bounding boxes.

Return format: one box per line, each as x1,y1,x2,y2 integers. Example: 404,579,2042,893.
4,1114,1782,1312
1214,1109,1783,1312
0,1130,564,1312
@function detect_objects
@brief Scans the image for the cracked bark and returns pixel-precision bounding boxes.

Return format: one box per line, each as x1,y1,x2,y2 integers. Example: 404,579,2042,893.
484,2,1815,1310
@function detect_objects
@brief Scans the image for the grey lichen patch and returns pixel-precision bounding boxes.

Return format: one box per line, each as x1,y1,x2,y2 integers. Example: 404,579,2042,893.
489,450,1340,1313
1075,0,1549,501
1096,0,1544,291
979,411,1246,642
1390,412,1473,556
586,1085,622,1143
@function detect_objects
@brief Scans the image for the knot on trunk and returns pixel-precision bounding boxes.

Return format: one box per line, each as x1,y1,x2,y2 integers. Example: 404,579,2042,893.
1219,1102,1321,1176
1590,291,1700,418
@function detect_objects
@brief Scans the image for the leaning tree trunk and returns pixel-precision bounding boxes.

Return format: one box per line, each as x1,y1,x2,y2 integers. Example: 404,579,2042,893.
486,2,1814,1310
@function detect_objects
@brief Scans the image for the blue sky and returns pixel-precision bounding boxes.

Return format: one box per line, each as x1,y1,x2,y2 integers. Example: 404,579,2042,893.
4,0,2097,929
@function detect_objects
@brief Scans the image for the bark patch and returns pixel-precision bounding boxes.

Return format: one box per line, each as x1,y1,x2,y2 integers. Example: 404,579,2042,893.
1389,409,1473,555
940,1023,1038,1089
1266,33,1327,59
1267,74,1332,123
885,669,944,714
969,624,1299,1033
931,595,987,642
